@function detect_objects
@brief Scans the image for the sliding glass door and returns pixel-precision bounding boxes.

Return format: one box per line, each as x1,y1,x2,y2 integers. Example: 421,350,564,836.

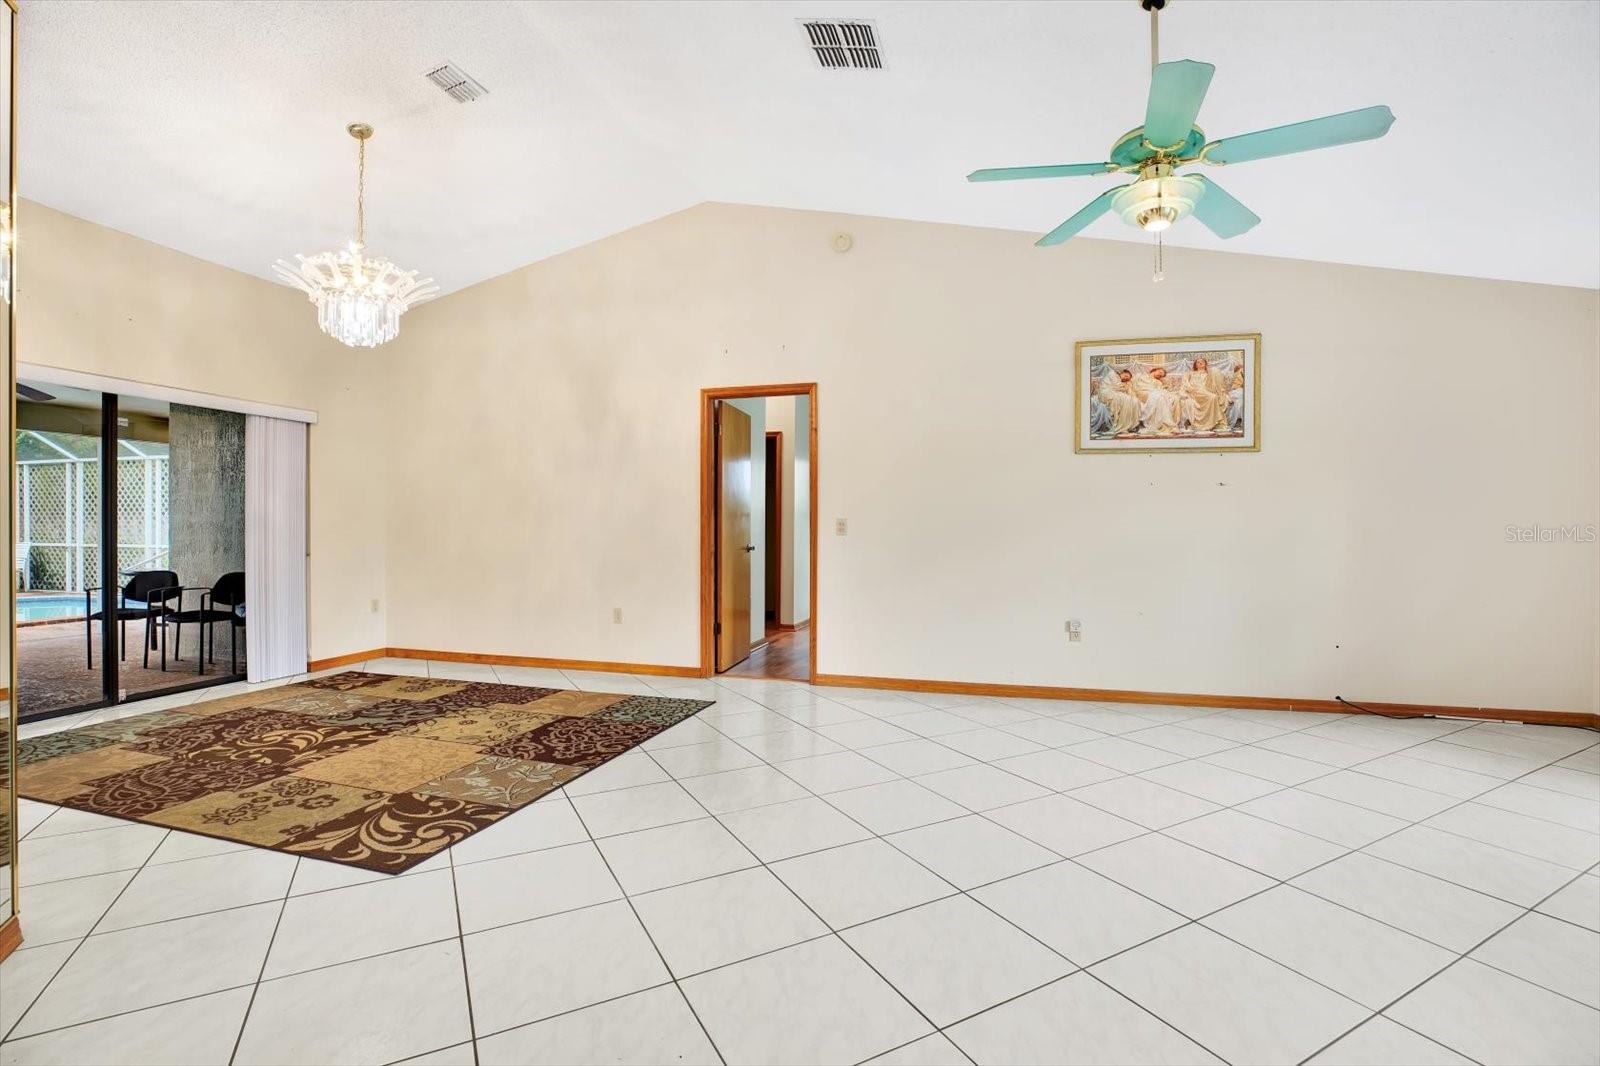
15,381,245,721
15,382,106,716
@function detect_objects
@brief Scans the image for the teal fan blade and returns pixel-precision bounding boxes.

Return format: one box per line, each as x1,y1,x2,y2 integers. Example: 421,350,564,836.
1036,186,1127,246
1191,177,1260,238
1206,105,1395,164
1143,60,1215,147
967,162,1112,182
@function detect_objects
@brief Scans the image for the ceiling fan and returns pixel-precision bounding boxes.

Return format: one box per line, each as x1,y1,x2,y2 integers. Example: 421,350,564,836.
968,0,1395,253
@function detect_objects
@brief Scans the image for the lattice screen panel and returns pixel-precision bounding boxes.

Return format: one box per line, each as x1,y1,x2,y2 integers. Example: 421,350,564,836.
25,464,67,543
19,454,168,592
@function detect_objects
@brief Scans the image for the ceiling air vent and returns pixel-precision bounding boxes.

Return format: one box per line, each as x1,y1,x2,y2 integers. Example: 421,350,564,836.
424,63,488,103
799,20,883,70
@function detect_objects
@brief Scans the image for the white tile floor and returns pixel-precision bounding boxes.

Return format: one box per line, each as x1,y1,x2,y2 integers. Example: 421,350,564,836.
2,660,1598,1065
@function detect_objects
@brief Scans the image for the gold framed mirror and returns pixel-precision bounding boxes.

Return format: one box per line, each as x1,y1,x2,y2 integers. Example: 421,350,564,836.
1,0,19,962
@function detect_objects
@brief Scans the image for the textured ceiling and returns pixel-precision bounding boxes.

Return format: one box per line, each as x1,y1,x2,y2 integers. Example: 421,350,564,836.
20,0,1600,293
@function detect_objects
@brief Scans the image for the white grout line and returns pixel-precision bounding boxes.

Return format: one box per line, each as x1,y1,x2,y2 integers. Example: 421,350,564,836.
562,772,730,1066
226,859,299,1066
5,664,1595,1063
445,844,483,1066
0,826,174,1044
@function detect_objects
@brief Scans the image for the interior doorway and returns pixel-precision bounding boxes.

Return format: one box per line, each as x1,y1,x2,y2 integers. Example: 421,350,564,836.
700,384,816,681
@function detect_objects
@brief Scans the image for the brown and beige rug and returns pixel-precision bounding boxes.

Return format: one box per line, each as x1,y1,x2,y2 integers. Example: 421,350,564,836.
17,672,712,873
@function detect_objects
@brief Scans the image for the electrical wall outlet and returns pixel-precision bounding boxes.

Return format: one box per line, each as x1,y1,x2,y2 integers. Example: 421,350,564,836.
370,598,381,614
613,607,623,624
835,518,848,535
1066,619,1083,642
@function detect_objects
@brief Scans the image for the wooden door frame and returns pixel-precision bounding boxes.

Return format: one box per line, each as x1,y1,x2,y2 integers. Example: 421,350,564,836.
700,384,817,679
765,430,782,628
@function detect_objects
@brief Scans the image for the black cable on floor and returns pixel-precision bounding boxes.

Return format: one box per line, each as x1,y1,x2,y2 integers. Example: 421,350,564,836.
1334,695,1424,721
1335,695,1600,734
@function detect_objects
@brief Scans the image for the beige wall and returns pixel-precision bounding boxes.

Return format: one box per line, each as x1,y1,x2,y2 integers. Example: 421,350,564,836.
18,202,387,660
23,199,1595,712
385,202,1599,714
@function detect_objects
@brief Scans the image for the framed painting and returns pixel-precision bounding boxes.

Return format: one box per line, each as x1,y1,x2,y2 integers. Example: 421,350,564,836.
1075,333,1260,454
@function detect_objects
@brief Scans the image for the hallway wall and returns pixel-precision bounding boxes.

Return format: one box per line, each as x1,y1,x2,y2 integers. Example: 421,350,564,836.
766,395,810,627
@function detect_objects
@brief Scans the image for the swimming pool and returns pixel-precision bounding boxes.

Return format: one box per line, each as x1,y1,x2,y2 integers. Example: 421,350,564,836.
17,594,120,623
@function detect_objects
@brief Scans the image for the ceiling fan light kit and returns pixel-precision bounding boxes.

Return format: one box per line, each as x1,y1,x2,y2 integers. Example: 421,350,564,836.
967,0,1396,277
1111,165,1203,233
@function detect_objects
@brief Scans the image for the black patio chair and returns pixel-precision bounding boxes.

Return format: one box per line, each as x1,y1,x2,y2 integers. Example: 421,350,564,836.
85,569,181,670
159,571,245,676
228,598,247,676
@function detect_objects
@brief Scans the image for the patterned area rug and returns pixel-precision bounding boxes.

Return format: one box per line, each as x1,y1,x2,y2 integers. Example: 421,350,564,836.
17,672,712,873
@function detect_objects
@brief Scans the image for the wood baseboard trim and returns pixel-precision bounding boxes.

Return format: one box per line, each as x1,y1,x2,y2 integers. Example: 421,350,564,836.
306,651,1592,727
0,916,22,964
776,620,811,632
384,648,702,678
307,648,387,672
309,646,699,679
811,673,1598,729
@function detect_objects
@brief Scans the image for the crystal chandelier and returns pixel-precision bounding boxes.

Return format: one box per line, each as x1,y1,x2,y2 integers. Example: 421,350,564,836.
273,123,437,348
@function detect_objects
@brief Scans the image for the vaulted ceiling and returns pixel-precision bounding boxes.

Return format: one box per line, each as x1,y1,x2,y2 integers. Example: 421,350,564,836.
22,0,1600,294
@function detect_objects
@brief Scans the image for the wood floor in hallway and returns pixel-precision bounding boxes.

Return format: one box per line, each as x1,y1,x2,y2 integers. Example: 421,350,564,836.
722,623,810,681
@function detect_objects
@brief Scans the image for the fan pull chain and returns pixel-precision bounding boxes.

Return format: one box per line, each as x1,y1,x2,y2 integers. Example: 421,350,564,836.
1153,231,1165,282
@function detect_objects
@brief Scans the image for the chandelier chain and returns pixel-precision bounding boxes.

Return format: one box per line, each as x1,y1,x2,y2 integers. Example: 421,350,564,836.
272,121,437,348
355,136,366,248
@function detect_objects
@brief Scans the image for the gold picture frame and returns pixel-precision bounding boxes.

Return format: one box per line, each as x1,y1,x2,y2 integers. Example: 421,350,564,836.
2,0,18,954
1074,333,1261,454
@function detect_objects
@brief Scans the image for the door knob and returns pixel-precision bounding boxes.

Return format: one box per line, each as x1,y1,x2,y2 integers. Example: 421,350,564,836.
742,545,755,552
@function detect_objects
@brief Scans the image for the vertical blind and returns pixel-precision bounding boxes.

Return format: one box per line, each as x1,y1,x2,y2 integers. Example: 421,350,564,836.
245,415,307,682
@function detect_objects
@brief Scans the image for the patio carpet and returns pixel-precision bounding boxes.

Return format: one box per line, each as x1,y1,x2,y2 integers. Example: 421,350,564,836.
17,672,713,873
19,618,246,719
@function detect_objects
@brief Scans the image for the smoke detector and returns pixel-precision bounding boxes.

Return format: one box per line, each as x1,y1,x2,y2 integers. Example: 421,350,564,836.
799,20,883,70
424,63,488,103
